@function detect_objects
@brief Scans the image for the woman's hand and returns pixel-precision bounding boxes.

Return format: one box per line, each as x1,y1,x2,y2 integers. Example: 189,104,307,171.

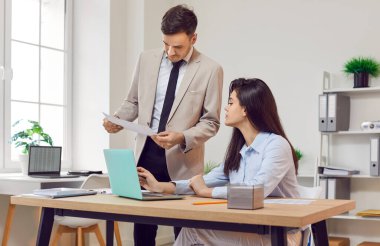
137,167,176,194
137,167,163,193
189,175,213,198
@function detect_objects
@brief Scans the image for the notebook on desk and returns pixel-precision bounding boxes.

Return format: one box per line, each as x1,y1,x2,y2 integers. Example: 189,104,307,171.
103,149,184,201
28,146,79,179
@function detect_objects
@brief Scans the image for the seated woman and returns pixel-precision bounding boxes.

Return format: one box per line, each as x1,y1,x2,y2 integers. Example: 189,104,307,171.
138,78,300,246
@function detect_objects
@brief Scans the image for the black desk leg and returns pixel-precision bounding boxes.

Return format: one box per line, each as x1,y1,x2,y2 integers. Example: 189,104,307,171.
36,208,54,246
106,220,114,246
271,226,287,246
311,220,329,246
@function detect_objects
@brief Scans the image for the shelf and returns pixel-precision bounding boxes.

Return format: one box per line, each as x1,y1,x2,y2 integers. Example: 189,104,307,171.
319,174,380,179
297,174,315,178
323,86,380,94
321,130,380,135
331,214,380,221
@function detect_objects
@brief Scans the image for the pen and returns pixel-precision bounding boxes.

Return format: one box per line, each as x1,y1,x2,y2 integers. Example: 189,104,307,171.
192,200,227,205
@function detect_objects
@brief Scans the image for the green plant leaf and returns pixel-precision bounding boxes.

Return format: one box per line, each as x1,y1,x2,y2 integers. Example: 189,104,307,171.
343,57,380,77
9,119,54,154
295,148,303,161
204,160,220,174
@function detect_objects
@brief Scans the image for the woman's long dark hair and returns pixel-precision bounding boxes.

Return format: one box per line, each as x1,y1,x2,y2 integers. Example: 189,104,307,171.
223,78,298,175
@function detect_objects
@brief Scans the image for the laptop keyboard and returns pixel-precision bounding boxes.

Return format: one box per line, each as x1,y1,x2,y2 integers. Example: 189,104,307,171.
29,174,79,179
142,192,165,197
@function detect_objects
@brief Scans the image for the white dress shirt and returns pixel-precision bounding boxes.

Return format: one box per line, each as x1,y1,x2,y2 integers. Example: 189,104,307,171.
174,132,299,199
150,47,194,132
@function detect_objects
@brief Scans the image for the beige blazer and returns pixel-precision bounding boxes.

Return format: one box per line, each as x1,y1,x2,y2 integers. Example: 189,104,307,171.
115,48,223,180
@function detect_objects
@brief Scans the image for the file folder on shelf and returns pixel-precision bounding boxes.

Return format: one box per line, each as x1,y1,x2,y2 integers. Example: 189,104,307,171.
318,165,360,176
319,94,328,131
319,177,350,199
327,93,350,132
356,209,380,217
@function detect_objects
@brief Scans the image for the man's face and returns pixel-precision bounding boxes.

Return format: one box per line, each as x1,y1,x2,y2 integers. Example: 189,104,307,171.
163,32,197,63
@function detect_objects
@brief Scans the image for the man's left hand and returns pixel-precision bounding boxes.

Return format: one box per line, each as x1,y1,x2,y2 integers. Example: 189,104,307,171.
151,131,185,150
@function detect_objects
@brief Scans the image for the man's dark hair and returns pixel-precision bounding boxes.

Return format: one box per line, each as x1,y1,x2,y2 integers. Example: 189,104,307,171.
161,5,197,35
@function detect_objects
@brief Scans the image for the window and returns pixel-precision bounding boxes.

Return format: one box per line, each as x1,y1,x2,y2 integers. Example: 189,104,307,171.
1,0,72,169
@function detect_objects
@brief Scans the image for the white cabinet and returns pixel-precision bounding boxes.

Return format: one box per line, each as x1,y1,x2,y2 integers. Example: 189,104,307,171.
318,72,380,245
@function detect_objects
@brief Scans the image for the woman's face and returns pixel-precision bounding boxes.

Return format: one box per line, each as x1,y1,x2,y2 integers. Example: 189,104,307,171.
224,90,246,127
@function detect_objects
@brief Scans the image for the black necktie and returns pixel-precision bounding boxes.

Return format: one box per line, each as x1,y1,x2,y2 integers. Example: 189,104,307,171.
158,60,183,133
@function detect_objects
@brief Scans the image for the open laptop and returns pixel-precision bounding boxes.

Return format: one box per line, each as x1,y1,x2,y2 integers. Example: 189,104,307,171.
103,149,184,201
28,146,79,178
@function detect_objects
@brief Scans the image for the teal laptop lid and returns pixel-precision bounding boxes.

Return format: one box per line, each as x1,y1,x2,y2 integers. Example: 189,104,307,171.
103,149,143,200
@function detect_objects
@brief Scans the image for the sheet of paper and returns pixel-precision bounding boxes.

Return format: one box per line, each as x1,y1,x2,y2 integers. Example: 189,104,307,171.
264,199,314,205
103,112,156,136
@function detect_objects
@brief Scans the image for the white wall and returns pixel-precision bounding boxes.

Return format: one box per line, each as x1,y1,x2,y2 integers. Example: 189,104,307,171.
72,0,110,170
71,1,380,245
161,0,380,176
139,1,380,245
109,0,144,149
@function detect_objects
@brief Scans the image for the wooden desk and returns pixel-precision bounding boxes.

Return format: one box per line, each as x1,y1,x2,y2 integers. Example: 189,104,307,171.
11,195,355,246
0,174,85,246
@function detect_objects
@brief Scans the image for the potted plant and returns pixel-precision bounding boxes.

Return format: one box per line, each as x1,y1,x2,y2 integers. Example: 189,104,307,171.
204,160,219,174
343,57,380,88
10,119,54,174
295,148,303,161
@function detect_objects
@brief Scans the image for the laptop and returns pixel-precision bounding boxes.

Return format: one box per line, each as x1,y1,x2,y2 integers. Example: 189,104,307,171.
28,146,79,178
103,149,184,201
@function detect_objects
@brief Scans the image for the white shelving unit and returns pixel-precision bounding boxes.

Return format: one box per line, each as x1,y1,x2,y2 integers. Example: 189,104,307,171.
318,72,380,245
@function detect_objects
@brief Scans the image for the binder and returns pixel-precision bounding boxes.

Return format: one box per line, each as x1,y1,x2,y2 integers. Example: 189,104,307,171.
318,165,360,176
327,94,350,132
319,178,327,199
319,94,328,131
327,178,350,199
370,138,380,176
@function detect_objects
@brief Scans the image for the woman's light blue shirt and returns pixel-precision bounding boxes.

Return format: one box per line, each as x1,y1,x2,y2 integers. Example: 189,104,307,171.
174,132,299,199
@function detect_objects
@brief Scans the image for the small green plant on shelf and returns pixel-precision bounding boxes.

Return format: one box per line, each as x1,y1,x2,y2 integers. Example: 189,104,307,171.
295,148,303,161
10,119,54,154
204,160,220,174
343,57,380,88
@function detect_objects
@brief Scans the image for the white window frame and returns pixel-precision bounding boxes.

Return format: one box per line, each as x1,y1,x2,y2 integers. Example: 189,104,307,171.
0,0,5,169
1,0,72,170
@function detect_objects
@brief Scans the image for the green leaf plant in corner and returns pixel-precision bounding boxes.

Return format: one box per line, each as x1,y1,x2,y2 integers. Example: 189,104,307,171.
295,148,303,161
10,119,54,154
204,160,220,174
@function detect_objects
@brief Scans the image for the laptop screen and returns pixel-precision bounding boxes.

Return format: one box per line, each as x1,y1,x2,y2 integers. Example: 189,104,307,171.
103,149,143,200
28,146,62,175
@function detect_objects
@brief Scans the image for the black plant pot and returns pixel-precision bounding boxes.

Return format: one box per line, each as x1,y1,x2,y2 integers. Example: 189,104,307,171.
353,72,369,88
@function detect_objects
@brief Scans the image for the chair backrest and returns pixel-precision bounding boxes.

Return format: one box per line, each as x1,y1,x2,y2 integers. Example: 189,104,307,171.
297,185,324,246
80,174,110,189
297,185,323,199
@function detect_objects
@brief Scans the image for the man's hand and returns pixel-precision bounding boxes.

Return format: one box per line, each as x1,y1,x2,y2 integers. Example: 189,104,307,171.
151,131,185,149
189,175,213,198
103,118,123,133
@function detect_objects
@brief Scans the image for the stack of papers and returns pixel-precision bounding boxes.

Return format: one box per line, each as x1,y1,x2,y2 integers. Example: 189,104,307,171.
264,199,314,205
33,188,97,198
318,165,360,176
356,209,380,217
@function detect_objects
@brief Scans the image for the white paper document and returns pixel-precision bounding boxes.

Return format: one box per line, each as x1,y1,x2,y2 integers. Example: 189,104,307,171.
32,188,97,198
103,112,156,136
264,199,314,205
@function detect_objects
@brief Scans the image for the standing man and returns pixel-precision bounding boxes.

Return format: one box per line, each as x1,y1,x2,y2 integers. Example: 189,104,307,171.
103,5,223,246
